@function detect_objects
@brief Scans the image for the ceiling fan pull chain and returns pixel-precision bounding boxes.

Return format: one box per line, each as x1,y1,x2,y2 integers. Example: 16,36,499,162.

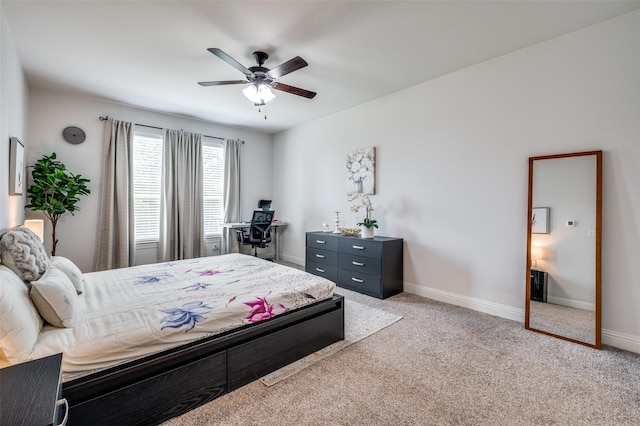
255,104,267,120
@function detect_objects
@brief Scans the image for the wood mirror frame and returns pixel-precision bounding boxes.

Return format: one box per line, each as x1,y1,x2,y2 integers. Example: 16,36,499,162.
525,150,602,349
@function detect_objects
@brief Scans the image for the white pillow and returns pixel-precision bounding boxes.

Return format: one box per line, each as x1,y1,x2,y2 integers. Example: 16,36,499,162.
0,265,44,363
30,267,78,328
0,227,51,282
52,256,84,294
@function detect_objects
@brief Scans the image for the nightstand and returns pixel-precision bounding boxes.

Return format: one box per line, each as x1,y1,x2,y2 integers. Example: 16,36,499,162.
0,353,66,426
530,269,548,302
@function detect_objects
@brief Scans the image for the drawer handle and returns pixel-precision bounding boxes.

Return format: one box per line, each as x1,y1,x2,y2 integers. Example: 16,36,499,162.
315,267,325,273
352,245,365,250
315,254,326,259
57,398,69,426
351,277,364,283
352,261,365,267
316,240,326,244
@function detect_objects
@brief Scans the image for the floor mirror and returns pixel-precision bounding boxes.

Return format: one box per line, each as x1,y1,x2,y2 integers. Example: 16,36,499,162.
525,150,602,348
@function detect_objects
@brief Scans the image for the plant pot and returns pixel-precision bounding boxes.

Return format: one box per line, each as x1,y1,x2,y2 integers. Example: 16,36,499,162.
361,226,374,239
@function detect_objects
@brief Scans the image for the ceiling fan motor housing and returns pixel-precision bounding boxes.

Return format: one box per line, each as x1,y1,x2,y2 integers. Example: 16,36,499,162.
252,51,269,66
249,52,273,85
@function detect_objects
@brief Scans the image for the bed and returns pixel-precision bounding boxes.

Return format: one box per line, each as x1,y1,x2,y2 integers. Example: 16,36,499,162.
0,227,344,425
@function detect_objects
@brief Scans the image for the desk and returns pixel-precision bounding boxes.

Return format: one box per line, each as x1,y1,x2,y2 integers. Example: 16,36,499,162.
222,222,287,260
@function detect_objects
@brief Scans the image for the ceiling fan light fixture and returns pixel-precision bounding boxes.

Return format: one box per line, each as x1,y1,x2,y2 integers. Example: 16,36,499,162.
243,83,275,105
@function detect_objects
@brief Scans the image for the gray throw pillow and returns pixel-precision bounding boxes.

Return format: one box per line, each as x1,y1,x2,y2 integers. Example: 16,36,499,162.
0,227,51,282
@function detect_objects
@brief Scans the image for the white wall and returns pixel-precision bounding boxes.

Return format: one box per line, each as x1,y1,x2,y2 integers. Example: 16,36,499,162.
274,11,640,351
0,5,29,230
27,88,273,272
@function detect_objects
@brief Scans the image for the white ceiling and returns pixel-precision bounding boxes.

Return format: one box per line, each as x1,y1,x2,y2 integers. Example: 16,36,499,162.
3,1,639,134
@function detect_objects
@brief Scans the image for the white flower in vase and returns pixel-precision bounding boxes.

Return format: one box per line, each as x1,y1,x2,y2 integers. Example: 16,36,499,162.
348,193,378,238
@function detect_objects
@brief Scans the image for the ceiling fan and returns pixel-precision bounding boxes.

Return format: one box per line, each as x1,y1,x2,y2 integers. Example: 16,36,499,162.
198,48,317,106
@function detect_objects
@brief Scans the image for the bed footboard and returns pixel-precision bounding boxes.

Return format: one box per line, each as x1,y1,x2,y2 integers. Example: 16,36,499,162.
63,294,345,425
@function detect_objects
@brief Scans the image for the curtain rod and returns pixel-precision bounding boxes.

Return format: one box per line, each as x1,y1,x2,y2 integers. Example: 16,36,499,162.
98,115,229,141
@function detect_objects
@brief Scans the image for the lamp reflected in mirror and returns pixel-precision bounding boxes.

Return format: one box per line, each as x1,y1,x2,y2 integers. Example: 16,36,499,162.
525,151,602,349
530,245,542,268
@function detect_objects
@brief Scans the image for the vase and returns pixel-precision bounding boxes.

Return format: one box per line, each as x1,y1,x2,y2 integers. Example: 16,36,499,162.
361,226,374,239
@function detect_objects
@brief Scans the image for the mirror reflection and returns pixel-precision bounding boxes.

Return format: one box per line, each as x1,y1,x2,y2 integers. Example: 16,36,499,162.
526,151,602,348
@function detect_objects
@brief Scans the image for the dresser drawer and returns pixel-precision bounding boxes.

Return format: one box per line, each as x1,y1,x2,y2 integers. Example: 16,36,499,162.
305,260,338,283
338,268,381,297
338,253,381,276
307,234,338,251
338,238,382,259
306,247,337,266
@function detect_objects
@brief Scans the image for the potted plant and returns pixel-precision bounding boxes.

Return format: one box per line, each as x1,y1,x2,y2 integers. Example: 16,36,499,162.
349,193,378,238
26,153,90,256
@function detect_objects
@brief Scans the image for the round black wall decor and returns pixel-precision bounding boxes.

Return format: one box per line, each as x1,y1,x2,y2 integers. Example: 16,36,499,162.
62,126,86,144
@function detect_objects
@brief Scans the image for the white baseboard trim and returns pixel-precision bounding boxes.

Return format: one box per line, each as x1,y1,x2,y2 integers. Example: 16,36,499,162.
404,282,640,354
403,282,524,323
547,295,595,311
280,254,304,265
602,329,640,353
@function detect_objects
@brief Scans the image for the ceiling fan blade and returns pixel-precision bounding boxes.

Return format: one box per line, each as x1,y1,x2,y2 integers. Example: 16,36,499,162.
268,56,308,79
272,82,317,99
198,80,247,86
207,48,252,77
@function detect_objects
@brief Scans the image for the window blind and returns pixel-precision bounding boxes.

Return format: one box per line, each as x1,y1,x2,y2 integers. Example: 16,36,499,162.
202,140,224,236
132,130,163,242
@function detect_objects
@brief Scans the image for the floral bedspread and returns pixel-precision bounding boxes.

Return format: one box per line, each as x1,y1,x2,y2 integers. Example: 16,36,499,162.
30,254,335,381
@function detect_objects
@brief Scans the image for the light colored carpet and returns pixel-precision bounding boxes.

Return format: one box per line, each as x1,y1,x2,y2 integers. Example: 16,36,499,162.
529,300,595,344
260,298,402,386
165,287,640,426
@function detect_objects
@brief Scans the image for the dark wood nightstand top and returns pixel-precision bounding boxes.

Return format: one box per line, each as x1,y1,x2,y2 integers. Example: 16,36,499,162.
0,353,62,426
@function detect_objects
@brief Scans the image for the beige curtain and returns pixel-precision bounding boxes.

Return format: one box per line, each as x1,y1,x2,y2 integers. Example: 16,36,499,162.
159,129,205,261
221,139,241,253
95,118,134,271
223,139,241,222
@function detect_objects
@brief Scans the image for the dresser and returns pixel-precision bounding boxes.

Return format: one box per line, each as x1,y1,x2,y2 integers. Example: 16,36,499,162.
305,231,403,299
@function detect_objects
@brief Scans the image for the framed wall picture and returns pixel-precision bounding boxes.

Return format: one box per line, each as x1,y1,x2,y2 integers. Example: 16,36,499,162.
346,146,375,195
9,137,25,195
531,207,550,234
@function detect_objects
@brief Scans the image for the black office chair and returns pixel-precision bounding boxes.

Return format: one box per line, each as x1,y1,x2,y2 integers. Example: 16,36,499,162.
237,210,275,257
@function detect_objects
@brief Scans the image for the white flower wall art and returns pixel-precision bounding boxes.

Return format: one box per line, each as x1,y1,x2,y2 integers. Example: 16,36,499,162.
346,147,375,195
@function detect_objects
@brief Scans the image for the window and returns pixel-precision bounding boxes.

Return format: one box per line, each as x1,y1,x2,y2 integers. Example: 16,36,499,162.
202,140,224,235
132,128,225,244
132,129,163,243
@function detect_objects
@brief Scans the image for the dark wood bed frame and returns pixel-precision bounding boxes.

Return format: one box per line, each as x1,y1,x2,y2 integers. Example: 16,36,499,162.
62,294,344,425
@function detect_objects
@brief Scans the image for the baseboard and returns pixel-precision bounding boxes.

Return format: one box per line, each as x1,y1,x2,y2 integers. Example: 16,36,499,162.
547,295,595,311
280,254,304,265
602,329,640,353
403,282,524,323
